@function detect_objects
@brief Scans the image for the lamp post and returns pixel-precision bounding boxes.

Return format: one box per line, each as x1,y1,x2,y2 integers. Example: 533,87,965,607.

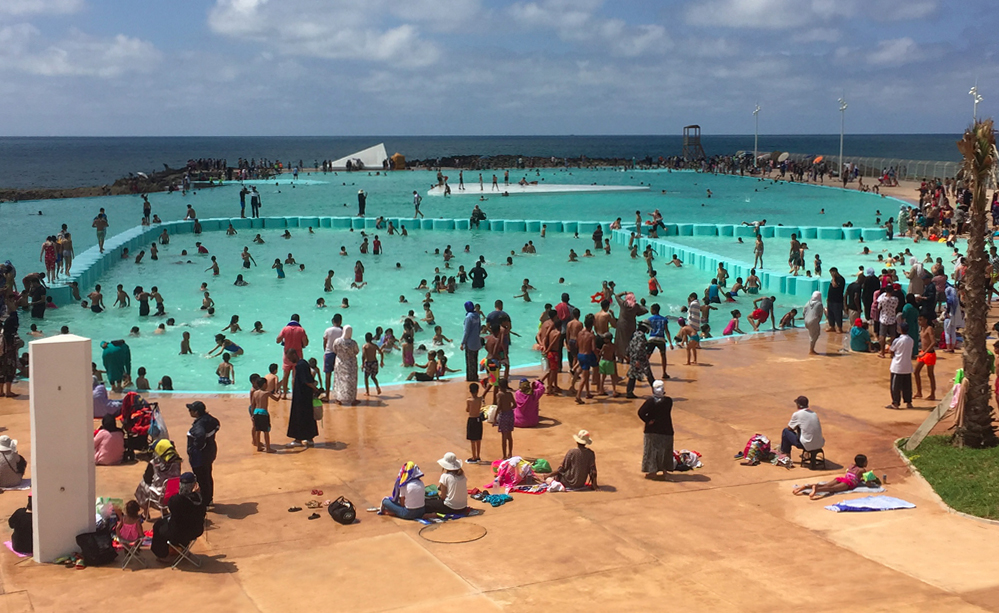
838,96,848,178
970,84,983,121
753,103,761,167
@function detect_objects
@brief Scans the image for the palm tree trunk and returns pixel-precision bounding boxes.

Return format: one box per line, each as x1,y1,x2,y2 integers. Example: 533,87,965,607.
955,120,998,448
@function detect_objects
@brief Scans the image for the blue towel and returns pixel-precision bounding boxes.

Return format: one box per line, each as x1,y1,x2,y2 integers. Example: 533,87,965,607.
482,494,513,507
825,495,915,513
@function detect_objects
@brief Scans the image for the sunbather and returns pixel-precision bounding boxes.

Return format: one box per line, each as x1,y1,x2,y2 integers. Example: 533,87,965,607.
792,454,870,500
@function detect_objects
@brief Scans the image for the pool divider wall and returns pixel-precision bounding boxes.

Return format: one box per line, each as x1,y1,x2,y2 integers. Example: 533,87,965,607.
46,216,874,305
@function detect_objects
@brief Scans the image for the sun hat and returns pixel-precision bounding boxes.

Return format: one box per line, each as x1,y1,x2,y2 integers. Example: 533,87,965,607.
794,395,809,408
0,436,16,454
572,429,592,446
437,452,462,471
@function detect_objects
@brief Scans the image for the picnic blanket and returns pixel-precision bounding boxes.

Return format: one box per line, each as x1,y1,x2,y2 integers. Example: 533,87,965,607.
825,495,915,513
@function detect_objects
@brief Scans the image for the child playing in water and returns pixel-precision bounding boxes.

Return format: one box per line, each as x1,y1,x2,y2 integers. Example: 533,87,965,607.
466,382,484,464
250,375,277,453
793,454,870,500
407,350,438,382
222,315,241,333
135,367,150,391
432,326,451,345
437,356,459,378
362,332,385,395
272,259,285,279
205,256,219,276
352,261,365,288
216,353,234,385
400,334,415,367
180,331,192,355
723,310,743,336
201,292,214,310
779,309,798,329
324,270,335,292
251,321,264,333
158,376,173,390
422,302,436,326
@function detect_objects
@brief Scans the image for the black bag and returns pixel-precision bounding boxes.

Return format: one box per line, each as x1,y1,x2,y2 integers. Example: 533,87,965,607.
76,531,118,566
327,496,356,525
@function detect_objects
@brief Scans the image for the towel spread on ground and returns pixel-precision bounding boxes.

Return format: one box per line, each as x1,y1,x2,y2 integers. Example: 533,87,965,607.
794,483,886,497
825,495,916,512
508,484,549,495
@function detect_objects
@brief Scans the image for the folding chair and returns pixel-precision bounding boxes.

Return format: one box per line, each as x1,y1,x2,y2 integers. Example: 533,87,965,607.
117,535,146,570
169,538,202,569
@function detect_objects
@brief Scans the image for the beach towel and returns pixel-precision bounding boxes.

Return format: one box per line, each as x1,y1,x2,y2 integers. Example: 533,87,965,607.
825,495,915,513
674,449,702,470
391,461,424,503
481,494,513,507
508,484,549,495
794,483,886,497
494,456,534,489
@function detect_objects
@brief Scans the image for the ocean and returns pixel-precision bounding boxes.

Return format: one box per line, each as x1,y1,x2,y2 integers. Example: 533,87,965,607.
0,134,962,189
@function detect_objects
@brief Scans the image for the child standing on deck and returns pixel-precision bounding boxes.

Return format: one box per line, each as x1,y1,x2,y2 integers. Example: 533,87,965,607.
496,378,515,460
250,375,277,453
466,383,484,464
362,332,385,395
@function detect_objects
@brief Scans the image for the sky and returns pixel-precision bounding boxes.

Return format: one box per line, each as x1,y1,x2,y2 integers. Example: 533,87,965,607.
0,0,996,136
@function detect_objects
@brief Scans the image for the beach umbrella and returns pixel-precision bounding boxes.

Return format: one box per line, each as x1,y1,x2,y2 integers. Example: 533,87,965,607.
813,155,824,164
757,153,771,160
778,152,790,162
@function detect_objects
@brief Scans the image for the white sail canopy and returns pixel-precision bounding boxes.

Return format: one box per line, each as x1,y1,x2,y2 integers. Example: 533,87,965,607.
331,143,389,170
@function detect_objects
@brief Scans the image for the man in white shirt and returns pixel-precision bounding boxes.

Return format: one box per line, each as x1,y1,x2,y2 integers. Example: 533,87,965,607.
888,320,914,409
322,314,343,401
780,396,824,457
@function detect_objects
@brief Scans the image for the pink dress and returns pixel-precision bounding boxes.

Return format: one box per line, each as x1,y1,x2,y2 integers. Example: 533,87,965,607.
513,381,545,428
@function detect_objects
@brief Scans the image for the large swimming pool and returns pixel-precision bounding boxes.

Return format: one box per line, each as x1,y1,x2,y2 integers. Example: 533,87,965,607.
5,167,915,391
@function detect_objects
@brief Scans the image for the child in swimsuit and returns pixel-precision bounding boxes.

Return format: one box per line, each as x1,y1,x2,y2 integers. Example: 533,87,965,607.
216,353,234,385
793,454,868,500
400,334,415,367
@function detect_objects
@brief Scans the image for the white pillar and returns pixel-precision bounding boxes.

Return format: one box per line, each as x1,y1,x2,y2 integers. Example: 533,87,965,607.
28,334,95,563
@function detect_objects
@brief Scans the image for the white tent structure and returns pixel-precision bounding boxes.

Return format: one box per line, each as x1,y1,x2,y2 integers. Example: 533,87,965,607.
331,143,389,170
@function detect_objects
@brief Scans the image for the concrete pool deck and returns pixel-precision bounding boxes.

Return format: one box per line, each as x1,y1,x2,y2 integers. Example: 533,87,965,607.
0,319,998,611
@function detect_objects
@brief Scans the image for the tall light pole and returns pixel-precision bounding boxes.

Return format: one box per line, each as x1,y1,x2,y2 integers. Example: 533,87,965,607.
970,83,983,121
838,96,848,178
753,103,761,167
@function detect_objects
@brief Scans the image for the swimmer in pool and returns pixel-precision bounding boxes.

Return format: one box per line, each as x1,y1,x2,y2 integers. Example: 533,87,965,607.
568,250,578,262
201,292,214,310
324,270,335,292
253,234,265,244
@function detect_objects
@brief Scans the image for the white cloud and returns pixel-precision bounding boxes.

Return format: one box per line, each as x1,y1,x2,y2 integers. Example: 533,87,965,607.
792,28,841,44
686,0,937,29
867,37,920,66
0,0,83,16
509,0,671,56
0,26,160,77
207,0,481,67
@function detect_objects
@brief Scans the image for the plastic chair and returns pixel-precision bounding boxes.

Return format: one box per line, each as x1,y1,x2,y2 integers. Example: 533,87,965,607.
800,448,827,470
169,538,201,569
117,535,146,570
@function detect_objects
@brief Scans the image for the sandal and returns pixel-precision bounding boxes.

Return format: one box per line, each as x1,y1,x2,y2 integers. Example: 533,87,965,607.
305,500,321,509
307,513,321,520
288,506,302,512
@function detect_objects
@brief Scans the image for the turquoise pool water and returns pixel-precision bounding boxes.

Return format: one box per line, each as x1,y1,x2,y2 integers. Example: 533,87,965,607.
33,225,813,390
1,168,903,280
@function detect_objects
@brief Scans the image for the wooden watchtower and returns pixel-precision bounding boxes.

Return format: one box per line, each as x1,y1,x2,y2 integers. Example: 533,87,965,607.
682,125,706,161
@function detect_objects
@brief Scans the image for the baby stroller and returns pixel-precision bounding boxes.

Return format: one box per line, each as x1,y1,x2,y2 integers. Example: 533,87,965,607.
120,393,168,461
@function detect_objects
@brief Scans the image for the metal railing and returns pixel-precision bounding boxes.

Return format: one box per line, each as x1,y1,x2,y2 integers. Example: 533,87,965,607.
784,153,961,181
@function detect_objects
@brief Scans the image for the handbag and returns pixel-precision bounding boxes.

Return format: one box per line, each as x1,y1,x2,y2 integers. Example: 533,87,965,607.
313,398,323,421
327,496,356,525
76,531,117,566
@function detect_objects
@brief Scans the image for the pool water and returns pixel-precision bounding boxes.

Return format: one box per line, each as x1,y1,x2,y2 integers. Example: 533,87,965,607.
34,226,809,390
1,167,903,281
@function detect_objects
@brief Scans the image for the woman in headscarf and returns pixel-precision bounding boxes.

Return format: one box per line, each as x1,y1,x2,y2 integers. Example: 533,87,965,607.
94,414,124,465
379,461,426,520
92,376,122,418
513,377,545,427
905,257,925,296
614,291,648,361
332,325,359,405
288,359,320,447
638,380,674,478
0,313,20,398
150,471,205,561
803,291,824,355
135,439,183,516
625,322,654,399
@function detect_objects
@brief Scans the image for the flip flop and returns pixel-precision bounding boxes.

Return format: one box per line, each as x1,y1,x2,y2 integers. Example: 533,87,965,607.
288,506,302,512
307,513,321,520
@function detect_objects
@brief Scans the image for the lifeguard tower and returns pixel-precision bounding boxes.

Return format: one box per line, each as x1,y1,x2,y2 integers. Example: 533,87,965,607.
682,125,706,161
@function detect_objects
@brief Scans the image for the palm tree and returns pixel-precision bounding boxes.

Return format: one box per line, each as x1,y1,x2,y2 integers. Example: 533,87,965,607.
955,119,998,448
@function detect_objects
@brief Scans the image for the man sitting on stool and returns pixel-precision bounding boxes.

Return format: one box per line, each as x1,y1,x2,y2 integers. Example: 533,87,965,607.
780,396,824,464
